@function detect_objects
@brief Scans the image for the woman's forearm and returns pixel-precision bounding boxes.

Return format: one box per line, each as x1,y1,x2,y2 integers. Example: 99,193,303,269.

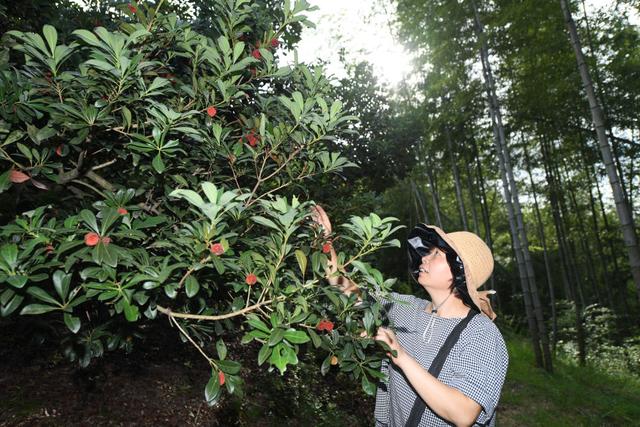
395,352,481,427
324,244,361,297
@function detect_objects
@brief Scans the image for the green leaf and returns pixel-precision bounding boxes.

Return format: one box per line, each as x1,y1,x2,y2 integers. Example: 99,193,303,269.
17,143,32,160
232,41,245,62
258,343,271,365
283,329,310,344
308,329,322,348
268,327,285,347
361,374,376,396
320,354,332,375
93,240,118,267
322,287,342,308
27,286,60,306
42,25,57,56
6,275,28,289
0,244,18,268
122,299,139,321
0,170,11,194
201,182,219,204
170,189,205,208
204,373,221,406
292,91,304,111
185,275,199,298
64,312,81,333
294,250,307,277
85,59,114,71
122,106,132,128
216,339,227,360
330,99,342,119
53,270,71,301
246,315,270,333
217,359,241,374
73,29,103,48
269,343,289,375
251,216,280,231
152,153,165,173
3,130,25,146
80,209,99,233
1,293,24,317
20,303,58,315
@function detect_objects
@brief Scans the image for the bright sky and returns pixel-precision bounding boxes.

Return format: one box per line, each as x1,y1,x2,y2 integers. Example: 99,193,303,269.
281,0,414,87
283,0,638,88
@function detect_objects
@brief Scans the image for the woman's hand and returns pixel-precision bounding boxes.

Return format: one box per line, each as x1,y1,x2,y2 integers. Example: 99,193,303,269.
375,327,407,365
310,204,332,237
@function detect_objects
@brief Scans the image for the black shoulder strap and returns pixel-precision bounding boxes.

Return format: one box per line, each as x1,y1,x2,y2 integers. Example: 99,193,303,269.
405,309,478,427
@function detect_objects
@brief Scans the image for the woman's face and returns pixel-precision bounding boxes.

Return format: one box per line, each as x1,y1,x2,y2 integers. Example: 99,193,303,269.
416,247,453,289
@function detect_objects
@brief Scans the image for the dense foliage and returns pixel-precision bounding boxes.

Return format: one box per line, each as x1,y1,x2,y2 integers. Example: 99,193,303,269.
0,0,405,405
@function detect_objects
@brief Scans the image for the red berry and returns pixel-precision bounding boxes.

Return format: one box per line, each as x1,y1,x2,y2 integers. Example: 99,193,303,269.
245,273,257,286
322,242,332,254
246,132,258,147
55,145,63,156
218,371,225,386
252,49,261,60
45,244,55,254
316,319,334,333
206,106,217,117
9,170,30,183
117,207,128,215
128,4,137,13
101,236,112,245
270,39,280,48
210,242,224,256
84,232,100,247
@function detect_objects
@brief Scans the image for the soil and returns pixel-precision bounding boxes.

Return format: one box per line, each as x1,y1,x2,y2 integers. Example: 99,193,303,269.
0,319,374,426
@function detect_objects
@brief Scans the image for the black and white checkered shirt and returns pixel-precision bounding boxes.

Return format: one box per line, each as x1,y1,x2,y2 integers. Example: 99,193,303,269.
374,292,509,426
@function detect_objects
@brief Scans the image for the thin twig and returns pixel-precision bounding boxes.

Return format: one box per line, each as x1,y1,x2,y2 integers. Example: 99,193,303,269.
168,315,214,365
91,159,117,171
70,179,107,198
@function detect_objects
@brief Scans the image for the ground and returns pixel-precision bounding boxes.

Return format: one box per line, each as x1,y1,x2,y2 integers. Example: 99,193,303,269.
0,319,374,426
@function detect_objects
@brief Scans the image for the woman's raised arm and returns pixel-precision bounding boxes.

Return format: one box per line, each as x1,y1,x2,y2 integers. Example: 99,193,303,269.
309,205,361,297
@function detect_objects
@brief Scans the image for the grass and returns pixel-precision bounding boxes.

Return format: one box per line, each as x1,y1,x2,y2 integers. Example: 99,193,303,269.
499,333,640,426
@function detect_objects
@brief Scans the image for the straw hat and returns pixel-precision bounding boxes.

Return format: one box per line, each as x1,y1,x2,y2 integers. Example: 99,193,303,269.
409,224,497,320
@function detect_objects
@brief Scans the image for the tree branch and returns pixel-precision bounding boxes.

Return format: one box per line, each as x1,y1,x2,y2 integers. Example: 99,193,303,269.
156,297,285,321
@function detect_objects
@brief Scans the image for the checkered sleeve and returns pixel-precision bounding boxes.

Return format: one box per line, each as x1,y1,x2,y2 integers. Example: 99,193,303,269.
371,291,416,324
448,322,509,423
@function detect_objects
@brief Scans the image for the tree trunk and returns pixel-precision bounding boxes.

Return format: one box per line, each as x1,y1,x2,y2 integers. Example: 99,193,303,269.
412,179,430,224
524,144,558,350
593,163,631,318
471,136,497,297
464,153,481,236
553,157,587,309
425,152,443,229
581,150,615,308
472,0,550,371
541,136,587,366
445,125,469,230
579,0,630,207
561,0,640,304
561,163,601,303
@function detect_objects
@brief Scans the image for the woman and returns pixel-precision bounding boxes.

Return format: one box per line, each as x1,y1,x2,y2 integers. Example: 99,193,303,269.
310,205,508,427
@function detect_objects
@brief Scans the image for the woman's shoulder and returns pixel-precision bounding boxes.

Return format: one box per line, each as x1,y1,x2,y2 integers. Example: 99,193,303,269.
466,313,508,349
